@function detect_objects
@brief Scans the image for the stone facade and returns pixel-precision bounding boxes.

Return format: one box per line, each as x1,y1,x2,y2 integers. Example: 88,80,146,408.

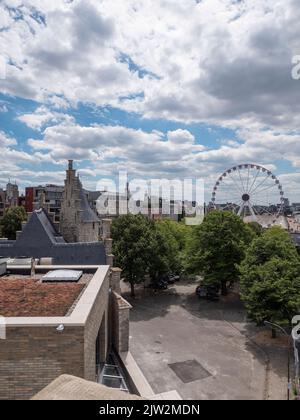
111,292,132,354
60,160,100,243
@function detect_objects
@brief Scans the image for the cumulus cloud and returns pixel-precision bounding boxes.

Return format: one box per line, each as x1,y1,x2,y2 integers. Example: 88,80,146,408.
1,0,299,130
17,106,74,130
0,131,16,147
1,0,300,199
0,131,41,178
28,123,206,169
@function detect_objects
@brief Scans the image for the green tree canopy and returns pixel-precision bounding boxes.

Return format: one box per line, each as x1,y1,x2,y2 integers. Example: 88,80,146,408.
239,227,300,325
187,210,255,295
247,221,264,237
154,220,191,276
112,215,158,297
112,215,191,297
0,206,27,240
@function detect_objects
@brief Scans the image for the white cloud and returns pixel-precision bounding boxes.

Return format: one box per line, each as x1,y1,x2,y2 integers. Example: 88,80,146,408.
17,106,74,130
1,0,300,201
25,120,297,185
0,131,17,147
28,123,206,168
0,104,8,113
1,0,299,131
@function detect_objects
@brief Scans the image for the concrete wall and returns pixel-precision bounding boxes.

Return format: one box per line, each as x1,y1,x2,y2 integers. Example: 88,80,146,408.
83,271,110,381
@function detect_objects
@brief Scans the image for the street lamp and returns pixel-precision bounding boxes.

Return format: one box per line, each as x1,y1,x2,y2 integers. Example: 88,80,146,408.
264,321,292,401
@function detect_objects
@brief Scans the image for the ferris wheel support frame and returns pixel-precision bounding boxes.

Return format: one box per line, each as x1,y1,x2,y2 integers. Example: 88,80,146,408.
211,163,285,220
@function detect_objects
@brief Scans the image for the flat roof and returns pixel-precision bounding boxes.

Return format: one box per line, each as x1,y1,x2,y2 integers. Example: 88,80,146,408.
3,265,110,327
0,277,85,317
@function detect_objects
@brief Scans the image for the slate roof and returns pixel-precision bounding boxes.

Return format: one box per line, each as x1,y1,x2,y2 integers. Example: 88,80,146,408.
0,209,106,265
80,189,100,223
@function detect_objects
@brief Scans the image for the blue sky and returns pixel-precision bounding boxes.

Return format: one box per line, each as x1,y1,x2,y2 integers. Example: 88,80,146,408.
0,0,300,202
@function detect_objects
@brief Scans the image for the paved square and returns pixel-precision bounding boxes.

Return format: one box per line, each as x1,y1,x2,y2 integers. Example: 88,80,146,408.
123,280,287,400
169,360,212,383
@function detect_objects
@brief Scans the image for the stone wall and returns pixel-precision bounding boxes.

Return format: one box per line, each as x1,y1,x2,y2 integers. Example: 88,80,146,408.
111,292,132,354
78,222,99,243
60,160,100,243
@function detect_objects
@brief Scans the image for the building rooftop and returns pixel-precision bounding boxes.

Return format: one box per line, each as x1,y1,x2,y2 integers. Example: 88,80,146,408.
0,276,86,317
80,188,100,223
32,375,144,401
0,209,107,265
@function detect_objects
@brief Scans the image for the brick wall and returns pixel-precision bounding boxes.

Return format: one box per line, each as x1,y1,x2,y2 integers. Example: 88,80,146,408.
0,326,84,400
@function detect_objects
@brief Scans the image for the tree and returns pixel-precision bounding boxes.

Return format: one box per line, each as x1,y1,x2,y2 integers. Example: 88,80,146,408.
111,215,158,297
154,220,191,277
112,215,191,296
0,206,27,240
239,227,300,327
187,210,255,295
247,221,264,237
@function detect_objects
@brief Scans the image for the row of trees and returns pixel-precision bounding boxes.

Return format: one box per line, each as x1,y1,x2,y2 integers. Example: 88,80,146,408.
188,210,300,326
112,211,300,327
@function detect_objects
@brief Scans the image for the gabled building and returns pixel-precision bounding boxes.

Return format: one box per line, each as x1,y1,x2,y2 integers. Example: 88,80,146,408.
60,160,100,243
0,209,107,265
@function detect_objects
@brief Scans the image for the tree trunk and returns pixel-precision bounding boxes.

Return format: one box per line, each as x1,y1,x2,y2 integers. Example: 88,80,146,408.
271,328,277,339
221,281,228,296
130,282,135,298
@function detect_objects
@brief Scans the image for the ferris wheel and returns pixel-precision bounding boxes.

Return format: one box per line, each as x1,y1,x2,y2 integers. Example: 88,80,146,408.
211,164,285,220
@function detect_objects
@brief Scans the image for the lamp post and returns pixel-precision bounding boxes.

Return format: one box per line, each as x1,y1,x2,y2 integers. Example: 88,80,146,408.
264,321,291,400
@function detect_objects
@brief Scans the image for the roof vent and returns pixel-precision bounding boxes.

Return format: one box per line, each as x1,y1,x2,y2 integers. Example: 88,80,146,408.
42,270,83,283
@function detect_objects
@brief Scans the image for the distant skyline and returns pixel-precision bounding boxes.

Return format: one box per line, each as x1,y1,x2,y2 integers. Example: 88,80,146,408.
1,1,300,202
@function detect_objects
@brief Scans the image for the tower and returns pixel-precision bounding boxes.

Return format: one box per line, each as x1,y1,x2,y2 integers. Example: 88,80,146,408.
60,160,100,243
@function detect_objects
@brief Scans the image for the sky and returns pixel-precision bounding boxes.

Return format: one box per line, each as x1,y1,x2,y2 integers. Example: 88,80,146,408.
0,0,300,203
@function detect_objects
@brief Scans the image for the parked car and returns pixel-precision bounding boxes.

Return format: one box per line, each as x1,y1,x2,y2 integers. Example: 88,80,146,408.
163,274,180,284
196,285,219,302
149,279,168,290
